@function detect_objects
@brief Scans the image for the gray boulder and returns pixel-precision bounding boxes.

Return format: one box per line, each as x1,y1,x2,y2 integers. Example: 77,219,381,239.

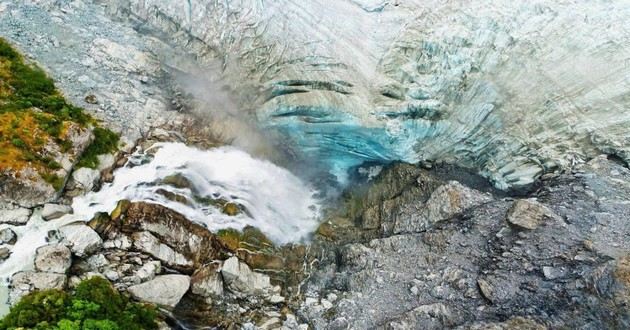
191,262,224,298
0,205,31,225
9,271,67,304
0,228,17,245
221,256,272,297
34,244,72,274
394,181,492,234
60,223,103,257
132,231,192,269
41,203,73,221
127,274,190,307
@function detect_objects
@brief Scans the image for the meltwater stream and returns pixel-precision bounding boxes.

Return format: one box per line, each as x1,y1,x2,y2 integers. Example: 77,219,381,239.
72,143,321,244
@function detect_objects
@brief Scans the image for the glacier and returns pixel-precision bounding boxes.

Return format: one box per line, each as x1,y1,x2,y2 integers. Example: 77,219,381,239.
102,0,630,189
2,0,629,189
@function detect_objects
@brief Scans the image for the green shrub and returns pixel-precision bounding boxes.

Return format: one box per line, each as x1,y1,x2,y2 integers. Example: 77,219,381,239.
0,277,158,330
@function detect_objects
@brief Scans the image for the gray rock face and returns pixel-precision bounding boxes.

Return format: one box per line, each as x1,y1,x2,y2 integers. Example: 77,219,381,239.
128,274,190,307
9,271,67,304
131,231,193,269
221,256,272,297
34,244,72,274
60,223,103,257
191,262,224,298
393,181,491,234
0,205,31,225
70,168,100,193
0,228,17,245
41,203,73,221
300,157,630,329
506,199,560,230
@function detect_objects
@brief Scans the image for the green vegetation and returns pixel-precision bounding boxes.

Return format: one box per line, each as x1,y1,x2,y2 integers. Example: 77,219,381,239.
0,37,118,185
76,127,120,169
0,277,158,330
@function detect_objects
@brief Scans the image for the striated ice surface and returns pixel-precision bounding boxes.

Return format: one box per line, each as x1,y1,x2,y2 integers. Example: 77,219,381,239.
2,0,629,188
102,0,630,188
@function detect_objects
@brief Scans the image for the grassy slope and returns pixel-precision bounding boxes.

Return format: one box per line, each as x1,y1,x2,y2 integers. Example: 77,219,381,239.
0,38,118,189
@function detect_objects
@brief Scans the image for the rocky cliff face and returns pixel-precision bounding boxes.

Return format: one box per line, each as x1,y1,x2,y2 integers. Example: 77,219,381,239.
299,155,630,329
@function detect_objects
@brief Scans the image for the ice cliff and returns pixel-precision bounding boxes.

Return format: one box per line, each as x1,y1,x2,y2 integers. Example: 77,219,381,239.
4,0,630,188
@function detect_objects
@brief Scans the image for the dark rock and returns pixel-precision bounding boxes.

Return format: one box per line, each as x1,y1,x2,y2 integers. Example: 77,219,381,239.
0,228,17,245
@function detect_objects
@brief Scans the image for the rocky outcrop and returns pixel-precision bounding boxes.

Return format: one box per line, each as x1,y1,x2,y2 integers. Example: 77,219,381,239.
393,181,492,234
103,202,229,268
131,231,193,270
127,274,190,308
300,156,630,329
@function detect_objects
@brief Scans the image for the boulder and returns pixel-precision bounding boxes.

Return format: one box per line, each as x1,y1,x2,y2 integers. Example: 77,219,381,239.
41,203,73,221
507,199,559,230
191,262,224,298
9,271,67,304
34,244,72,274
0,228,17,245
0,205,31,225
60,223,103,257
394,181,492,233
71,167,100,192
127,274,190,307
221,256,272,296
0,247,11,260
132,231,193,270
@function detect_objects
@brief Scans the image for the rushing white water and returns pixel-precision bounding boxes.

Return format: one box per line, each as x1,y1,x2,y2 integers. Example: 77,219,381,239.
72,143,321,244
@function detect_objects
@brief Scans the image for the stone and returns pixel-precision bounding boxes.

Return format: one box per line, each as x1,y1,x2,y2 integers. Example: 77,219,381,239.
222,202,240,216
477,276,517,304
86,254,109,269
0,228,17,245
0,247,11,260
507,199,559,230
127,274,190,307
132,231,193,270
221,256,273,296
34,244,72,274
9,271,67,304
191,262,224,297
394,181,491,233
135,261,161,282
59,223,103,257
542,266,567,280
0,206,31,225
41,203,73,221
71,167,100,192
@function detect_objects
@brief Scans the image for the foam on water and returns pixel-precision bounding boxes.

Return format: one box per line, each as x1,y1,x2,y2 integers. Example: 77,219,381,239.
72,143,321,244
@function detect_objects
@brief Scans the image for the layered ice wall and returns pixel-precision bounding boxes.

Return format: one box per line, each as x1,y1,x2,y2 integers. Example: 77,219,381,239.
100,1,630,187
